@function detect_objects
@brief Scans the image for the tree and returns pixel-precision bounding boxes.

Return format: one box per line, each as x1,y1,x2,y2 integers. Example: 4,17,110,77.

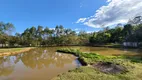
8,36,19,47
78,31,90,45
0,22,15,35
0,34,9,47
36,26,43,46
135,24,142,42
107,26,123,43
0,22,15,47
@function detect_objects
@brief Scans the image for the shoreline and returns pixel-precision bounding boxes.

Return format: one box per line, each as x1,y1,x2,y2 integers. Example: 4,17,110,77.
53,48,142,80
0,47,35,57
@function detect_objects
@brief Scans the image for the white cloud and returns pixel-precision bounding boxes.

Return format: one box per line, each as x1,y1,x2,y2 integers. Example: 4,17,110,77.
77,0,142,28
107,0,112,2
76,18,87,23
49,28,55,30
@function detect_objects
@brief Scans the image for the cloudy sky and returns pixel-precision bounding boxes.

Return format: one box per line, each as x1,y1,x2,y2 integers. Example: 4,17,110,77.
77,0,142,28
0,0,142,33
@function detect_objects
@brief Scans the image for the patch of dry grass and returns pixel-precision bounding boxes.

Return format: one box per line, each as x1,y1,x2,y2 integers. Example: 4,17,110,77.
0,47,35,56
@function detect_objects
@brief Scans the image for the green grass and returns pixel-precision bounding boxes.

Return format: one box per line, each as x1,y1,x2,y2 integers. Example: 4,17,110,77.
53,64,142,80
53,48,142,80
91,43,122,48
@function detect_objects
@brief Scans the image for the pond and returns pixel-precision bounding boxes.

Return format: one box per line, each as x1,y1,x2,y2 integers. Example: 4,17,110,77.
0,46,142,80
65,46,142,56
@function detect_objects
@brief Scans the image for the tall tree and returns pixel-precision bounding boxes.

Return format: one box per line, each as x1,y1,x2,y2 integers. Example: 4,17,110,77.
36,26,43,46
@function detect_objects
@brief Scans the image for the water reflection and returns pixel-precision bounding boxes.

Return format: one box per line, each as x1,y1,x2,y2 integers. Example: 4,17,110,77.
0,57,14,76
64,46,142,56
13,48,77,69
0,47,142,80
0,48,80,80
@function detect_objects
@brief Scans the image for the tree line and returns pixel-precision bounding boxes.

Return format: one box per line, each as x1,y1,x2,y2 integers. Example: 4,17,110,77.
0,24,91,47
0,16,142,47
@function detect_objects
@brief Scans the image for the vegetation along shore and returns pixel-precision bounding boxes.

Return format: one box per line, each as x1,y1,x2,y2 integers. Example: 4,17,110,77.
0,16,142,48
53,48,142,80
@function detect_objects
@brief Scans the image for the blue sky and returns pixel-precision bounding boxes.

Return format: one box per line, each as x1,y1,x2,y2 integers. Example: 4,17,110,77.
0,0,107,33
1,0,142,34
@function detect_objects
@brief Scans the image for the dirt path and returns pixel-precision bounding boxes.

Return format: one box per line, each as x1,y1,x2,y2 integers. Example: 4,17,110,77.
0,47,35,57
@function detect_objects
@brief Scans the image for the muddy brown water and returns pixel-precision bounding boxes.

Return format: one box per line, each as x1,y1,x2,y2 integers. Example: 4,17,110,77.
0,46,142,80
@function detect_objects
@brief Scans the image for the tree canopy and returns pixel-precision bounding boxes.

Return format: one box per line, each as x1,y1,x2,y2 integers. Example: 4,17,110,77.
0,16,142,47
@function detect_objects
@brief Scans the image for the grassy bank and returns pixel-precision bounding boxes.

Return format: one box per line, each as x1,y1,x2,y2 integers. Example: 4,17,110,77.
89,43,123,48
0,47,35,56
53,48,142,80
